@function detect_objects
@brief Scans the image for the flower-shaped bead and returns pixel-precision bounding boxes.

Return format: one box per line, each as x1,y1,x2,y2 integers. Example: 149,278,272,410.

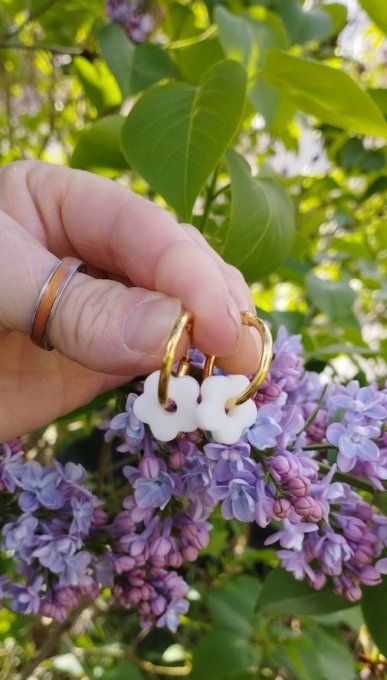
196,375,257,445
133,370,200,442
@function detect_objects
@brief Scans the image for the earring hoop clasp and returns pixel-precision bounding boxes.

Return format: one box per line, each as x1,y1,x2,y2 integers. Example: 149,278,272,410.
158,310,193,407
203,311,273,410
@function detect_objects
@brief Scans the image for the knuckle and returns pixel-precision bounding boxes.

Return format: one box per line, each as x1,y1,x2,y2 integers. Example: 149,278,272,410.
52,276,126,367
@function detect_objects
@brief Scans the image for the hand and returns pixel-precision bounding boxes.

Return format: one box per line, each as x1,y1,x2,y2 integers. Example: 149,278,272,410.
0,161,261,440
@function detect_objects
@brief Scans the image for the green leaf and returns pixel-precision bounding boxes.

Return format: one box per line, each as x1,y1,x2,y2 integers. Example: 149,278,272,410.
258,569,356,615
337,138,385,173
130,43,178,95
208,575,261,635
273,0,332,44
262,50,387,139
322,3,348,37
306,274,356,325
275,636,324,680
163,2,198,41
103,660,143,680
373,490,387,514
220,150,295,282
215,6,259,74
306,628,355,680
216,6,293,132
71,115,127,175
192,629,261,680
368,87,387,116
255,309,305,335
171,31,224,84
99,23,134,99
73,57,121,115
358,0,387,34
361,578,387,654
121,60,246,220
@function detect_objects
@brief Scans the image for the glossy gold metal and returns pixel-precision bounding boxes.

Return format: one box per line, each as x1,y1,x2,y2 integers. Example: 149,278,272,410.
203,311,273,409
158,310,193,407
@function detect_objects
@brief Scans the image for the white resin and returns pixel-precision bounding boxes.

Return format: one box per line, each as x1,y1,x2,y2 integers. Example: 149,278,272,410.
196,374,257,445
133,370,200,442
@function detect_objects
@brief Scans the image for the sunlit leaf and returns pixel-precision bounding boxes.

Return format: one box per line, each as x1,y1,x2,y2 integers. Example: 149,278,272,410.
121,60,246,219
262,50,387,138
220,150,295,281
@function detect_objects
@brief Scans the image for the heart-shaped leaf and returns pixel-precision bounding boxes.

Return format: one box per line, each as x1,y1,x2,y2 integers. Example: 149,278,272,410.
121,60,247,220
220,150,295,282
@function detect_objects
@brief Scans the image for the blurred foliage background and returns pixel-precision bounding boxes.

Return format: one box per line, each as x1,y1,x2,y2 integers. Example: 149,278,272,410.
0,0,386,678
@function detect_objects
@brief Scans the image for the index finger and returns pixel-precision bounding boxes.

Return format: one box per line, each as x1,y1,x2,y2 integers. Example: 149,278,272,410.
0,161,254,360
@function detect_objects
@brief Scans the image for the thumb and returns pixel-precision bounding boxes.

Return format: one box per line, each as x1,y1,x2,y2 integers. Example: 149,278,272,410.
0,212,184,375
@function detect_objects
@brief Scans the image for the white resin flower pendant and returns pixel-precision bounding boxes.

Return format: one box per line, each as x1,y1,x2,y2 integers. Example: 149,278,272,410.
196,375,257,445
133,370,200,442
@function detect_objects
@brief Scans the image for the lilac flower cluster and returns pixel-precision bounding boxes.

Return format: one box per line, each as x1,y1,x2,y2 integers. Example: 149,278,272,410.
0,441,102,620
106,0,155,43
1,326,386,631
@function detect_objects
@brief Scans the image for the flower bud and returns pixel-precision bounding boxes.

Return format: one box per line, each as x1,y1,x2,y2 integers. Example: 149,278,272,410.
169,550,183,568
139,456,161,479
138,601,151,616
269,455,290,479
128,587,142,605
114,556,136,574
141,584,153,600
286,476,311,498
150,537,171,559
129,538,146,558
345,585,362,602
310,571,326,591
359,565,382,586
152,596,167,616
273,498,292,519
353,544,374,566
169,451,186,470
183,545,198,561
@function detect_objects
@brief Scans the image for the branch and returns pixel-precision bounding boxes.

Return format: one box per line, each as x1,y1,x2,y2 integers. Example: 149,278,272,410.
19,601,89,680
0,41,84,55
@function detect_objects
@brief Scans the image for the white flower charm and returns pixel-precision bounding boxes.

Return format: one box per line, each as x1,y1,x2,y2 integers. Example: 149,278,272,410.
133,370,200,442
196,375,257,445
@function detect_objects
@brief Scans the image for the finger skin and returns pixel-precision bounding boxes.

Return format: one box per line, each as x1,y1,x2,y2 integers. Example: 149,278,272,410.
0,161,244,358
0,161,261,375
0,332,128,440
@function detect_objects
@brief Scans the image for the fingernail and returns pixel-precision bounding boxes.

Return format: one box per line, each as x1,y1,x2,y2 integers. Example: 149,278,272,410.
124,295,182,355
227,301,242,344
249,326,263,365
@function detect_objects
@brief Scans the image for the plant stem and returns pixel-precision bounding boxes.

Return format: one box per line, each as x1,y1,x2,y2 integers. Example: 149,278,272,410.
302,443,337,451
199,166,219,232
318,462,377,495
298,385,328,434
0,41,84,55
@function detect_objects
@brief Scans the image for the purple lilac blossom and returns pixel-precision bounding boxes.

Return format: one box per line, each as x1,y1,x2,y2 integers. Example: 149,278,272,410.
106,0,155,43
1,325,386,631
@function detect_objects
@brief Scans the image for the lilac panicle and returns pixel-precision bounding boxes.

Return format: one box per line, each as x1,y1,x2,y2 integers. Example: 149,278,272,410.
1,325,386,631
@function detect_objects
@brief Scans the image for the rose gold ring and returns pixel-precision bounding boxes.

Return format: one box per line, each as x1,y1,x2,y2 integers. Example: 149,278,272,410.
30,256,86,351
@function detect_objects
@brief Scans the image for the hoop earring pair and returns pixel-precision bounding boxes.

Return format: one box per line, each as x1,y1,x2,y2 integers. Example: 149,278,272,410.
133,310,273,445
